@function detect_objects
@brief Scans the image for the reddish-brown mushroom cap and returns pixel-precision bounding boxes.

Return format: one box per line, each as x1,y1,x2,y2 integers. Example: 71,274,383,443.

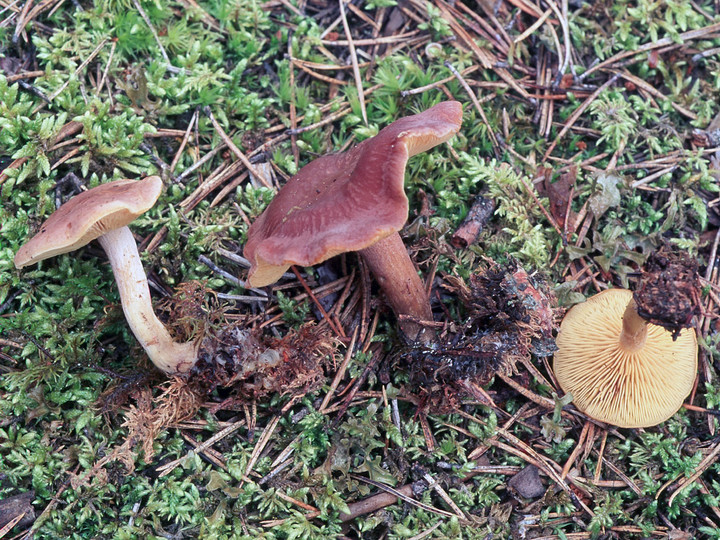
244,101,463,287
14,176,199,374
14,176,163,269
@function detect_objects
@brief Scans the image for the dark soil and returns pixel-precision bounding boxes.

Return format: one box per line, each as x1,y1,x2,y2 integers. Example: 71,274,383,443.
634,244,702,338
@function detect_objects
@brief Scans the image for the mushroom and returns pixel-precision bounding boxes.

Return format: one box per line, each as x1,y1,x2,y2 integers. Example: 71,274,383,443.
552,288,697,428
14,176,199,374
243,101,463,343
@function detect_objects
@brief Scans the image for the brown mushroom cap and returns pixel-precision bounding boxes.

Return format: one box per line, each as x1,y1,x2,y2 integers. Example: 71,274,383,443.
553,288,697,428
244,101,463,287
14,176,163,269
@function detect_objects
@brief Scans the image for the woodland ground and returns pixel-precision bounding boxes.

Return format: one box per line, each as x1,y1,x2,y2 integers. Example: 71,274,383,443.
1,0,720,538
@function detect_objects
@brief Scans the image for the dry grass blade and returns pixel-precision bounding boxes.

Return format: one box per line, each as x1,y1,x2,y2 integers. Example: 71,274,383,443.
132,0,171,66
170,110,198,173
0,512,25,539
599,455,642,497
319,328,357,412
156,419,246,477
580,21,720,81
291,266,345,337
667,440,720,506
241,415,282,484
616,70,696,120
459,410,595,517
180,431,227,470
10,0,33,40
513,7,553,45
543,73,620,161
419,0,529,99
422,473,467,520
33,37,108,113
204,107,273,189
176,0,222,32
320,31,419,46
444,60,500,153
560,420,590,480
338,0,367,126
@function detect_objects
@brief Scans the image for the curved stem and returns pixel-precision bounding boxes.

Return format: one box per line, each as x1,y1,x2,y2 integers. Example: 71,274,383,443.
619,298,648,351
98,227,199,374
359,232,435,344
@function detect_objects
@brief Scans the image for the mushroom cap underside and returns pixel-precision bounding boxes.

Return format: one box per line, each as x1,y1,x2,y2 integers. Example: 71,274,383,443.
553,288,697,428
244,101,463,287
14,176,163,269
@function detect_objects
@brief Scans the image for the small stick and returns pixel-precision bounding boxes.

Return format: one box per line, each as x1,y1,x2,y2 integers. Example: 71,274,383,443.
6,69,44,82
450,194,495,249
339,484,416,522
350,475,458,519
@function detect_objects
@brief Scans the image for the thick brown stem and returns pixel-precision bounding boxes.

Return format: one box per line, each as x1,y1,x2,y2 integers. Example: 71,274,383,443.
359,232,435,344
620,298,648,351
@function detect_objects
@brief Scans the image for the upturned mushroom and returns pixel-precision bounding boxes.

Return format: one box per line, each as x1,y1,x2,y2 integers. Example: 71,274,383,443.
14,176,199,374
552,288,697,428
243,101,463,343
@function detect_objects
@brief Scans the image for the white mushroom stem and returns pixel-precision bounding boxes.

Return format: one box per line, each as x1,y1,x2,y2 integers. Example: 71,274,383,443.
620,298,648,351
359,232,435,344
97,226,199,374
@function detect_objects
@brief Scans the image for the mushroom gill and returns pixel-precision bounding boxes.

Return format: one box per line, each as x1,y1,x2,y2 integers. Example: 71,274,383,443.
553,289,697,428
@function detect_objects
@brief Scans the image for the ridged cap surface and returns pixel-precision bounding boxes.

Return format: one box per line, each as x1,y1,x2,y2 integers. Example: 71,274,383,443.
244,101,463,287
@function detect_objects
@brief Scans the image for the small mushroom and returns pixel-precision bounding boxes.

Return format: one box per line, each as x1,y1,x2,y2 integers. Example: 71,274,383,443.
553,288,697,428
243,101,463,343
14,176,199,374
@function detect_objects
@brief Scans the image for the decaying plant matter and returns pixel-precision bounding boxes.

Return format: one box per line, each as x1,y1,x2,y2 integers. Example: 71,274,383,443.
634,244,702,337
192,323,337,403
405,260,557,410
